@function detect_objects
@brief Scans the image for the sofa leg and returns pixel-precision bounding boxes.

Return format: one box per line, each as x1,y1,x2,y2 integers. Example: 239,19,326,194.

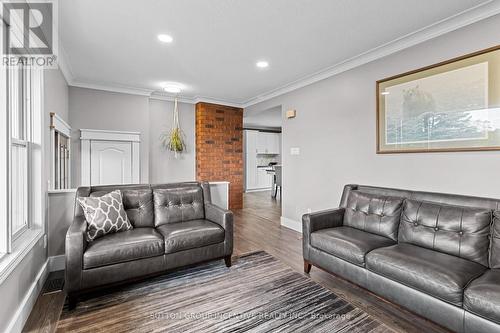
304,260,312,274
224,256,232,267
67,294,78,310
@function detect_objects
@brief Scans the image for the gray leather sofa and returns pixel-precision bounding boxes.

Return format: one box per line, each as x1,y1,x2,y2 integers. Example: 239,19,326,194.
66,181,233,307
303,184,500,333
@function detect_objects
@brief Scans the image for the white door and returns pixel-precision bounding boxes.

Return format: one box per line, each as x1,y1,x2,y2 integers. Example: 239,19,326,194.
90,141,132,185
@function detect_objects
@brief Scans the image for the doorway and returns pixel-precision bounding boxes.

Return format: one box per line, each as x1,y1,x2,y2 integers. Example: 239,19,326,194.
242,105,283,219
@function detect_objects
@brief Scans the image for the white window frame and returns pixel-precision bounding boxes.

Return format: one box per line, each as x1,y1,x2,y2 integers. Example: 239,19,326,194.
10,64,30,242
0,15,45,282
6,65,44,244
10,138,29,241
0,19,8,257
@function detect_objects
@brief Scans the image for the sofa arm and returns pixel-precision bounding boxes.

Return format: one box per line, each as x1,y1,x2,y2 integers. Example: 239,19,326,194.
65,215,88,294
205,203,233,256
302,208,345,260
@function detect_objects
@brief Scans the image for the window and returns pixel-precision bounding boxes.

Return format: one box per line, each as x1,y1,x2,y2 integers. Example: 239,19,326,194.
0,19,44,258
10,66,29,240
9,65,43,246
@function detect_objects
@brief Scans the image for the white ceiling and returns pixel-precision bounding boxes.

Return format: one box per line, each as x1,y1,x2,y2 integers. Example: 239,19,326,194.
244,106,282,129
59,0,499,106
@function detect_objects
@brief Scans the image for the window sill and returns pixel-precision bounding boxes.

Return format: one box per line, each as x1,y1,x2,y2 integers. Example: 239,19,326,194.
48,188,76,194
0,228,44,285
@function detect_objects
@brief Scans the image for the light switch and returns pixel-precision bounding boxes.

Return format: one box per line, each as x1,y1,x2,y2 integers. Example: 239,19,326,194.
290,147,300,155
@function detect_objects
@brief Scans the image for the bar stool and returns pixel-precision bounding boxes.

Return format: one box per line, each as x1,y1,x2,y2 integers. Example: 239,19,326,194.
273,165,282,199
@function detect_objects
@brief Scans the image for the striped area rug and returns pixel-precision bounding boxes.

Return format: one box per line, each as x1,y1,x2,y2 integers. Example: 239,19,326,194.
57,251,393,333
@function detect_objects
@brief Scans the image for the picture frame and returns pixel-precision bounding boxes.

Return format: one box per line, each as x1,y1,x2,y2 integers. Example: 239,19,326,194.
376,45,500,154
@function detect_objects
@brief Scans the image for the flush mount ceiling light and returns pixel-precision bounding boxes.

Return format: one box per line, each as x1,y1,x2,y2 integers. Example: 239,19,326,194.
157,34,173,43
163,85,182,94
256,60,269,68
160,82,185,94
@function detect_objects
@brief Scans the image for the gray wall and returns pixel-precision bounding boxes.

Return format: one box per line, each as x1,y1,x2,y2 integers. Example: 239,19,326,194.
47,191,75,257
0,237,47,333
149,99,196,183
245,14,500,226
68,87,197,186
69,87,150,186
44,68,70,255
44,67,69,190
44,69,69,122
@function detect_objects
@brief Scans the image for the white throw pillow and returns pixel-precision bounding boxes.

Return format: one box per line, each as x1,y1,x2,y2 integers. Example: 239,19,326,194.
77,190,133,241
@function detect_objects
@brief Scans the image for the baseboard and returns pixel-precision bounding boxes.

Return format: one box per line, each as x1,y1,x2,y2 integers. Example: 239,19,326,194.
245,188,272,193
49,255,65,272
6,260,49,333
280,216,302,233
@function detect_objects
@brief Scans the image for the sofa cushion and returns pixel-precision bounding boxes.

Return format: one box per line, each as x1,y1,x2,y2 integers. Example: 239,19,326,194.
83,228,164,269
121,190,154,227
366,243,486,306
399,199,491,266
90,188,154,228
153,187,205,226
156,219,225,254
310,226,395,266
343,191,403,241
489,211,500,268
464,269,500,324
78,190,133,241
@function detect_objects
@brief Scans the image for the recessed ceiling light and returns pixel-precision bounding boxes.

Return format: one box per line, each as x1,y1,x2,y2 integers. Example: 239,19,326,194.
163,85,182,94
256,61,269,68
158,34,173,43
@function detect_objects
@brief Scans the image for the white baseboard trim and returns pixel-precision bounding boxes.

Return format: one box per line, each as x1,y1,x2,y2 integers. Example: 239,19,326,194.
6,260,49,333
49,255,65,272
280,216,302,233
245,188,272,193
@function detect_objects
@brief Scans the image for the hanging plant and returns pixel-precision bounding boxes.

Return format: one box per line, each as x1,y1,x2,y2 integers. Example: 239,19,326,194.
160,97,186,158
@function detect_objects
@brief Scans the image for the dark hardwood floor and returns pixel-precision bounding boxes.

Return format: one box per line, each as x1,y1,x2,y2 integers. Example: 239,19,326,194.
23,191,449,333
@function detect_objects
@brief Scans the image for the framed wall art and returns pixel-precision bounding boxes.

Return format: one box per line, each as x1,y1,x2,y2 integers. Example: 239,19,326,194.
377,45,500,153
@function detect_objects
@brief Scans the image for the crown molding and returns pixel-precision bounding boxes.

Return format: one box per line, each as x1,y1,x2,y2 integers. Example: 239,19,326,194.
149,93,196,104
191,95,244,108
70,80,155,96
64,81,246,107
241,0,500,108
57,0,500,109
149,91,243,108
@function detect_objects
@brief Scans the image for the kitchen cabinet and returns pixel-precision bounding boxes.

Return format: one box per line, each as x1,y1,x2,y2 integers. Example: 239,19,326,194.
245,130,258,190
256,132,280,154
257,168,273,189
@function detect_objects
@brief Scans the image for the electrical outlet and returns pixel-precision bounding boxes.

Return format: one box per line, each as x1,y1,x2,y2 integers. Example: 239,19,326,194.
290,147,300,155
307,208,312,213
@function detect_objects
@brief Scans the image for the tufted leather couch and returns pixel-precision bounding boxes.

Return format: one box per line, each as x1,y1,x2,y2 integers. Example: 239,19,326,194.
303,184,500,333
66,181,233,307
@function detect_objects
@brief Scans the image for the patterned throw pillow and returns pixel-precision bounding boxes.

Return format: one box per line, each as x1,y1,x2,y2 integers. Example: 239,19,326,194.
77,190,133,241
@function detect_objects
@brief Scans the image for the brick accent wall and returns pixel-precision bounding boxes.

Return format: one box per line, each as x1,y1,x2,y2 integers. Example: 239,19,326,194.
195,102,243,209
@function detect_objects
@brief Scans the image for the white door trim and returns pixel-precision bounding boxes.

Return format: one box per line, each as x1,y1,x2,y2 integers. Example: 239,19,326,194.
80,129,141,186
